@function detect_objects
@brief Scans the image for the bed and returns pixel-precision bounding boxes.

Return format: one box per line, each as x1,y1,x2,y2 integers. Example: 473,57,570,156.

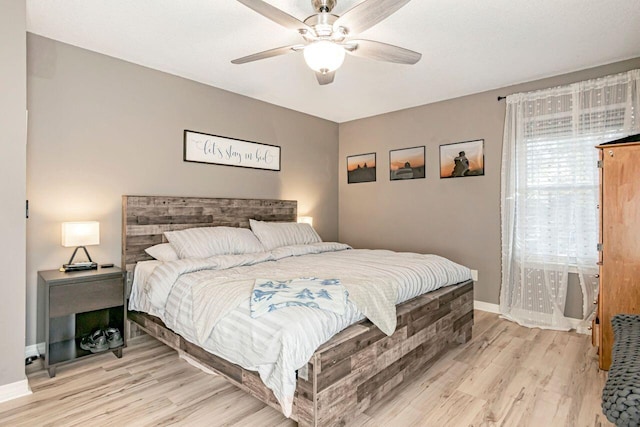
122,195,474,426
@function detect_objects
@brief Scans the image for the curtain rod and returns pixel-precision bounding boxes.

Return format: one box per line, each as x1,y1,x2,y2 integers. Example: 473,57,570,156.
497,96,506,101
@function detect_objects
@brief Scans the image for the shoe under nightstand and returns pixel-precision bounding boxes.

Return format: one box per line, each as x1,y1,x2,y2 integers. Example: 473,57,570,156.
38,266,125,377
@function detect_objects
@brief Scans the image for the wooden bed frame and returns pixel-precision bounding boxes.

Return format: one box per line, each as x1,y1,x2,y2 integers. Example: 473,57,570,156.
122,195,474,426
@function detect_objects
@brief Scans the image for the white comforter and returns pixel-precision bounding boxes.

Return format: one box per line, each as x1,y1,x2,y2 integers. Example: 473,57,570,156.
129,243,471,417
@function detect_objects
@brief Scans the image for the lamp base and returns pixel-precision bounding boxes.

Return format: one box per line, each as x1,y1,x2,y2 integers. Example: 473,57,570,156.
61,246,97,272
60,262,98,272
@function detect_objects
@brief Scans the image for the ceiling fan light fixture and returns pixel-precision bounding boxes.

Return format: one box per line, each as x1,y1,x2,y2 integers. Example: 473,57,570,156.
303,40,345,73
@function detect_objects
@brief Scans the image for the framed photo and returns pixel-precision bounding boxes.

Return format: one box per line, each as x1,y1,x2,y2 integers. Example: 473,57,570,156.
347,152,376,184
184,129,281,171
389,146,425,181
439,139,484,178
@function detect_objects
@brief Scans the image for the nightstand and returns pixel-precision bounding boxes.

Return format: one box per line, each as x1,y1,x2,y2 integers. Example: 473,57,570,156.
38,267,125,377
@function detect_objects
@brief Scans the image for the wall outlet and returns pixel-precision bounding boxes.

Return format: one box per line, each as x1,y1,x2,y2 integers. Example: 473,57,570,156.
471,269,478,281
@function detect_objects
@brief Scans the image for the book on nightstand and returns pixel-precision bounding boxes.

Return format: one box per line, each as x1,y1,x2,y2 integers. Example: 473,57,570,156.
60,262,98,272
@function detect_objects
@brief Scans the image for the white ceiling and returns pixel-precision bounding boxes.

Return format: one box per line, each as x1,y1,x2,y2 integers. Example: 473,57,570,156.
27,0,640,123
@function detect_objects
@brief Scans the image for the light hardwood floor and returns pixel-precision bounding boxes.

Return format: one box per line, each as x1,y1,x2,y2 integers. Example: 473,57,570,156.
0,311,611,426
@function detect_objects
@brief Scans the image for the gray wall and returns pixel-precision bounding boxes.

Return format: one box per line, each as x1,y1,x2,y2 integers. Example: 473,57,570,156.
26,34,339,345
0,0,27,386
339,57,640,313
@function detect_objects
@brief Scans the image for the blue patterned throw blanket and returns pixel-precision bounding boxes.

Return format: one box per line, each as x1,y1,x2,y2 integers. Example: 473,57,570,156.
251,277,348,318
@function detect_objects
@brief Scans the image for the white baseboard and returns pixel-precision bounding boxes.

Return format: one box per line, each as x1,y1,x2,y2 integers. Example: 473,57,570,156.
569,318,590,335
473,300,500,314
474,301,589,335
25,342,45,359
0,379,31,403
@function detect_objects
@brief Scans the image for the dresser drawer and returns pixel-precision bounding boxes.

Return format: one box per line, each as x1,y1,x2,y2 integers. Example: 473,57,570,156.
49,278,123,318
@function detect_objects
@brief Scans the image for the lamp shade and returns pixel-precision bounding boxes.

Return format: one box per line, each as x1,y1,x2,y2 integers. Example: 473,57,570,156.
61,221,100,247
303,41,345,73
297,216,313,227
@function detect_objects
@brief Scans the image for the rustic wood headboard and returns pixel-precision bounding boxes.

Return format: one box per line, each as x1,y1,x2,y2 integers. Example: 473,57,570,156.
121,195,297,275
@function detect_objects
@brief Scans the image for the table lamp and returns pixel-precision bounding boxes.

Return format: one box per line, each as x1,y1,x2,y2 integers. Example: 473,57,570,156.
61,221,99,271
297,216,313,227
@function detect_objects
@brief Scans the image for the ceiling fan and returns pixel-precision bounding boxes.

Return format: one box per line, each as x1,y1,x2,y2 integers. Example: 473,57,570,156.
231,0,422,85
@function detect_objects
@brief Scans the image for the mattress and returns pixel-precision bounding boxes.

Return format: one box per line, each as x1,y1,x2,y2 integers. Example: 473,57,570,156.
129,244,471,416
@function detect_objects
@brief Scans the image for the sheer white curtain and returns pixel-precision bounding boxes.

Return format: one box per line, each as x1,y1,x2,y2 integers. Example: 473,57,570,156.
500,69,640,331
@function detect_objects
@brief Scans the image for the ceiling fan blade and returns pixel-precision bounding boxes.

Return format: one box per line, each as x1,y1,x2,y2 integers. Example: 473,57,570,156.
231,45,302,64
236,0,315,35
315,71,335,85
344,39,421,64
334,0,411,35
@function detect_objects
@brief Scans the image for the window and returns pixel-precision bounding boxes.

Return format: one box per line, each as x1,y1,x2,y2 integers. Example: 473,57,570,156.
500,69,639,330
519,109,627,266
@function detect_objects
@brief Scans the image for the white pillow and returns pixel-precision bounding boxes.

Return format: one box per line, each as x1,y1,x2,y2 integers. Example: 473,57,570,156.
164,226,265,259
249,219,322,250
145,243,179,262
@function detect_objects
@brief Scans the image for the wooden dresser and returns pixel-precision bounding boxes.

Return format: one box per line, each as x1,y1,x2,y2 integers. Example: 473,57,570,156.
594,139,640,370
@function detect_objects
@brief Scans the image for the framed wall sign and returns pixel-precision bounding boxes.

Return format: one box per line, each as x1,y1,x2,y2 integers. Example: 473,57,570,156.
184,130,281,171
